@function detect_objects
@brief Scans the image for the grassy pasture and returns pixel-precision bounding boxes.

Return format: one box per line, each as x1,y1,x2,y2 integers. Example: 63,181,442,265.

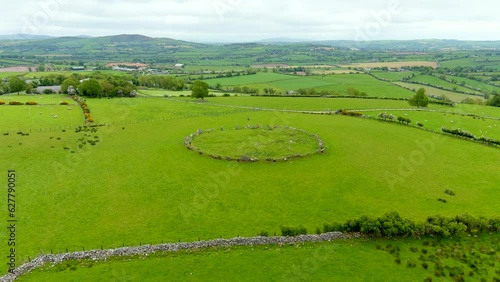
1,97,499,271
206,73,416,98
0,94,74,104
313,74,414,98
410,75,481,94
0,72,24,78
442,74,500,94
370,71,418,81
204,73,300,86
138,89,194,97
341,61,438,69
174,96,444,111
439,58,500,70
0,94,81,131
17,234,500,282
394,82,486,103
362,110,500,140
190,127,320,159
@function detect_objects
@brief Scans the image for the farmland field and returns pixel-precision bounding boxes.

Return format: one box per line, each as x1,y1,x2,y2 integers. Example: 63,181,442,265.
439,58,500,70
370,71,418,81
362,109,500,139
409,75,482,94
17,234,500,282
442,74,500,94
394,82,486,102
340,61,438,69
1,32,500,282
1,96,499,277
205,73,416,98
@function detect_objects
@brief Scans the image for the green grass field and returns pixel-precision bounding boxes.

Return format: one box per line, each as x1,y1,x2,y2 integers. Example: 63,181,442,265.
1,97,499,271
172,96,439,111
0,72,25,78
0,95,81,131
190,127,321,159
205,73,416,98
394,82,486,103
370,71,418,81
410,75,481,94
362,110,500,139
439,58,500,71
442,74,500,94
17,234,500,282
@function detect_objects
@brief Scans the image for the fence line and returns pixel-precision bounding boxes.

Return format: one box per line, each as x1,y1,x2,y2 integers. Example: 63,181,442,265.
1,109,252,134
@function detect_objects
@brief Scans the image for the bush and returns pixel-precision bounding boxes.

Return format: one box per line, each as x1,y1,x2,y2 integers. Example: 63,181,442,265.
9,101,23,105
222,93,231,97
0,100,5,105
324,222,343,233
25,101,38,105
445,190,456,196
43,89,55,94
281,225,307,236
60,101,69,105
336,109,363,117
397,116,411,125
441,127,476,139
259,231,269,237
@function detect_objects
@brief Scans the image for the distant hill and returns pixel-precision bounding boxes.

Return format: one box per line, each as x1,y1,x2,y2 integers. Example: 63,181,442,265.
0,34,55,41
257,37,311,44
0,34,498,64
0,34,206,61
314,39,500,50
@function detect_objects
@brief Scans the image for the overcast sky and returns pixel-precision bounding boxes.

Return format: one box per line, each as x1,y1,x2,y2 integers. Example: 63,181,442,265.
2,0,499,42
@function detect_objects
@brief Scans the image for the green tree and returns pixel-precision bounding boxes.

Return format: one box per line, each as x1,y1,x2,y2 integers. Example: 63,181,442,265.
307,88,317,96
347,87,361,96
99,80,115,97
0,80,7,94
8,76,26,94
409,88,429,108
61,78,79,94
37,64,46,72
79,79,102,98
487,94,500,107
191,80,209,99
25,83,33,94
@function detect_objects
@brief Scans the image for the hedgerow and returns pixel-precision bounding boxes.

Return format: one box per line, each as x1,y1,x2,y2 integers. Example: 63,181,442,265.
322,212,500,238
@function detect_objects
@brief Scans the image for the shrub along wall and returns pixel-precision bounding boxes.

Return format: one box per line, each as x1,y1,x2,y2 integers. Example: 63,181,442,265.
442,127,500,146
321,212,500,238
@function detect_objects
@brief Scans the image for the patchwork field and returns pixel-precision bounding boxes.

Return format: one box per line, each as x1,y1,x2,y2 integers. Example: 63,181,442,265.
340,61,439,69
394,82,486,103
204,73,416,98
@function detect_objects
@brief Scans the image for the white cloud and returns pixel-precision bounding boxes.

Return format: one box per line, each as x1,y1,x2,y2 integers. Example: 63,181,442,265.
0,0,498,41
